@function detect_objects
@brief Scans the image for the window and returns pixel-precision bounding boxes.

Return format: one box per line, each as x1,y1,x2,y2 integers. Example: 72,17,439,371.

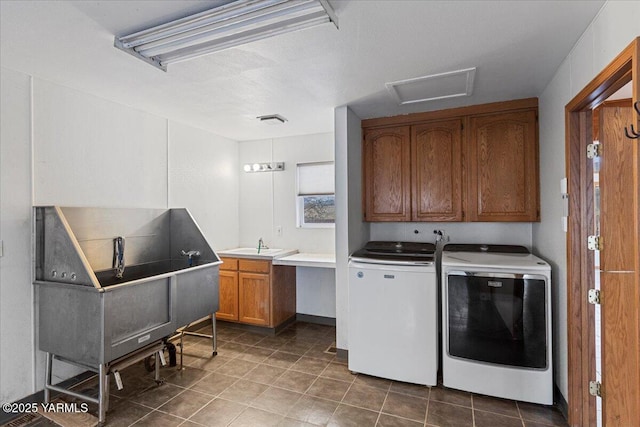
296,161,335,228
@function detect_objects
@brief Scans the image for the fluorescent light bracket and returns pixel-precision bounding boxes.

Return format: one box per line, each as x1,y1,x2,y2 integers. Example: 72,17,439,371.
114,0,339,72
257,114,287,124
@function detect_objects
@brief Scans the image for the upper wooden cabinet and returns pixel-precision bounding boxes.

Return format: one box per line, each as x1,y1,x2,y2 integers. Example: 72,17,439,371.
363,126,411,221
467,110,539,221
412,120,463,221
362,98,539,222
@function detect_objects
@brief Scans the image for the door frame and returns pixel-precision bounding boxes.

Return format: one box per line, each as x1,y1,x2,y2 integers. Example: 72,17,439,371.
565,37,640,426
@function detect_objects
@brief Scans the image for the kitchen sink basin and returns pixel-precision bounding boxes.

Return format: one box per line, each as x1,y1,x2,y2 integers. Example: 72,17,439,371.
217,247,298,259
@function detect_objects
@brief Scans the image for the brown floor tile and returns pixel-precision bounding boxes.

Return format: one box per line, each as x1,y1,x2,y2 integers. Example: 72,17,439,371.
389,382,431,399
233,332,267,346
102,400,152,427
164,367,211,388
190,372,238,396
381,391,427,422
251,386,303,415
286,395,340,425
215,358,259,378
157,389,212,419
518,402,567,426
377,413,424,427
342,383,388,412
290,356,331,376
354,375,392,391
255,336,290,350
524,421,568,427
188,397,247,427
321,362,357,383
131,410,183,426
264,351,302,369
429,386,472,407
279,340,315,356
109,373,158,400
243,363,287,385
229,407,284,426
328,403,379,427
304,344,336,361
277,417,317,427
474,409,523,427
237,346,275,364
218,379,270,405
273,370,318,393
473,394,520,417
217,342,251,358
188,353,233,371
129,383,183,409
306,377,351,402
426,401,473,427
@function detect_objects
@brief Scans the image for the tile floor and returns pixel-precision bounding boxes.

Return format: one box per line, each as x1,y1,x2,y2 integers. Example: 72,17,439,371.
22,321,568,427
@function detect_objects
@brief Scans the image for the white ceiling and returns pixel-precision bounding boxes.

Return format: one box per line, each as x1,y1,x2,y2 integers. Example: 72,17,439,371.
0,0,606,141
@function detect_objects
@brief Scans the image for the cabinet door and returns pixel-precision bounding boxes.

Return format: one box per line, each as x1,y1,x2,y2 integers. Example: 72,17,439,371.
411,120,463,221
238,272,270,326
363,126,411,221
468,110,539,221
217,270,239,321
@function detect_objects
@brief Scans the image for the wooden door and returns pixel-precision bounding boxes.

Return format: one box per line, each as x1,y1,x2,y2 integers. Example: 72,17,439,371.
238,272,270,326
217,270,239,321
363,126,411,221
411,120,463,221
468,110,539,221
598,103,640,425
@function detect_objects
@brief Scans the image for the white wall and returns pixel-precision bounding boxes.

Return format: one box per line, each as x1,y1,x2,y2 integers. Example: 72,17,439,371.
371,222,533,248
238,133,334,252
0,69,239,403
168,121,239,251
238,133,336,318
334,106,370,350
533,0,640,401
0,69,34,404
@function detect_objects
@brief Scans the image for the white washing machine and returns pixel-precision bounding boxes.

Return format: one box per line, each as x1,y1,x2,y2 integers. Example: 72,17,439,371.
349,241,438,386
441,244,553,404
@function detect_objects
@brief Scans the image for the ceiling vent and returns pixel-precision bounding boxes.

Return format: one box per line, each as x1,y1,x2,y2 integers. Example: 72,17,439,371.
386,67,476,105
257,114,287,124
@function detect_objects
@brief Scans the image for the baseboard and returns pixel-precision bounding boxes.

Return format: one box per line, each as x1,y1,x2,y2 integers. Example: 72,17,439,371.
295,313,336,326
0,370,95,425
336,348,348,362
554,385,569,421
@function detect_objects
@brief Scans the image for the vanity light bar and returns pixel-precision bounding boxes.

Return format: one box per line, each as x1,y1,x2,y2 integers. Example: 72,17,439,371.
243,162,285,172
114,0,338,71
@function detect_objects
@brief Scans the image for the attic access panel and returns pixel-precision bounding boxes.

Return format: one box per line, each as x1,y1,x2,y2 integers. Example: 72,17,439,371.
386,67,476,105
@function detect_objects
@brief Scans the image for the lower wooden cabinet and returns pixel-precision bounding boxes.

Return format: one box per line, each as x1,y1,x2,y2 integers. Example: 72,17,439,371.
218,257,296,328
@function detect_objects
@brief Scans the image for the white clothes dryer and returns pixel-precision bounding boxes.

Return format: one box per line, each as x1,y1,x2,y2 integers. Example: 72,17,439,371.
441,244,553,404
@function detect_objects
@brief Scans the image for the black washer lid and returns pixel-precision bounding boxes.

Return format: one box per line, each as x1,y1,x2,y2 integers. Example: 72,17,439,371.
442,244,529,254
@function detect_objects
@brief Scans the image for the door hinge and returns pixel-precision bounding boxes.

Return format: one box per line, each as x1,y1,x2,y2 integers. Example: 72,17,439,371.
588,289,601,305
587,143,602,159
587,235,602,251
589,380,602,397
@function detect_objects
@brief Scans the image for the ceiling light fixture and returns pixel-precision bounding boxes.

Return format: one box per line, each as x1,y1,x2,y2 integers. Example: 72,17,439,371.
243,162,285,172
114,0,338,71
257,114,287,124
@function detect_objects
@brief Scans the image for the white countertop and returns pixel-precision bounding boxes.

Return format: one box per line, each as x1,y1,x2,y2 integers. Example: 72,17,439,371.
272,253,336,268
217,247,298,260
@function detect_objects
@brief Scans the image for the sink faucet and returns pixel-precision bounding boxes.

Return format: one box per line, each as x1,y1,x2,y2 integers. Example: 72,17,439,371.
258,238,269,254
181,250,201,267
113,236,125,279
